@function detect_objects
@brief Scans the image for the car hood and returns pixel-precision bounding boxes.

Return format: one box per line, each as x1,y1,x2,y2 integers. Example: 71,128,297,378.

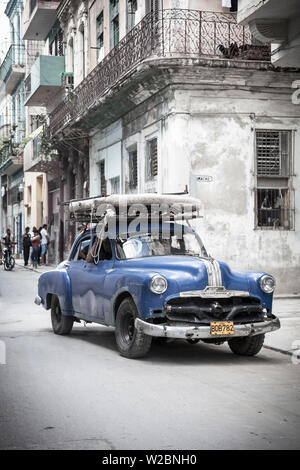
120,255,252,293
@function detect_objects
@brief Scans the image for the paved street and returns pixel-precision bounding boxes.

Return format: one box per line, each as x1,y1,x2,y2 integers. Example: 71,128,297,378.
0,264,300,450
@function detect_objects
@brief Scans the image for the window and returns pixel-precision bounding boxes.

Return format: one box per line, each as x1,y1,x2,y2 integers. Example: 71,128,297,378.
110,0,119,49
255,130,294,230
110,176,120,194
73,236,91,261
96,11,104,63
99,160,107,196
49,29,63,56
146,138,158,181
127,0,138,32
129,148,138,190
80,27,86,78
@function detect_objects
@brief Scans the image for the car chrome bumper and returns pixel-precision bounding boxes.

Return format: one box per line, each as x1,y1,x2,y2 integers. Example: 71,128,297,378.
135,317,280,340
34,295,42,306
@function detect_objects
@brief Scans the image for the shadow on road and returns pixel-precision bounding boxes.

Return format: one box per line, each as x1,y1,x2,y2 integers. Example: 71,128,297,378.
42,325,285,367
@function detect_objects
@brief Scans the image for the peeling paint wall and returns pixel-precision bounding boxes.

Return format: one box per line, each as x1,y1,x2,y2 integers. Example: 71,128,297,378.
88,62,300,294
167,79,300,294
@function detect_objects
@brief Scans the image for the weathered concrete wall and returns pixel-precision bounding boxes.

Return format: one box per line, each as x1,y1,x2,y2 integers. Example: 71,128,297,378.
160,72,300,294
91,62,300,294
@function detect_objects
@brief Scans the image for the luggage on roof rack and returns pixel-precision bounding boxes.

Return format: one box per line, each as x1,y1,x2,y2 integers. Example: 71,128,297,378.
67,194,203,224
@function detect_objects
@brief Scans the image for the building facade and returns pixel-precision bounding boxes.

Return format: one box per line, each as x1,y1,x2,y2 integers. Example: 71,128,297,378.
0,0,26,253
1,0,299,293
43,0,299,293
237,0,300,68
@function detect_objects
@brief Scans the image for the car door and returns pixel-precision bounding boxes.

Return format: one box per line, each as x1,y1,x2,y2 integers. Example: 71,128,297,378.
67,233,92,316
79,236,114,322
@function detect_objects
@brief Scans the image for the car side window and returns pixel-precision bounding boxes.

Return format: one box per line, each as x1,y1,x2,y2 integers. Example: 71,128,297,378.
86,236,113,263
73,236,91,261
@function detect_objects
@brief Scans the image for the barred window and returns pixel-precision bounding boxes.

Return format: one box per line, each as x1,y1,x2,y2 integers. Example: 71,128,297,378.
49,29,64,57
146,138,158,181
255,130,294,230
256,130,290,177
129,148,138,190
99,160,107,197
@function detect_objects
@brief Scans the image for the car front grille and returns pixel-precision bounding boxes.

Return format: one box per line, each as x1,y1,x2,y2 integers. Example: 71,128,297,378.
164,296,264,325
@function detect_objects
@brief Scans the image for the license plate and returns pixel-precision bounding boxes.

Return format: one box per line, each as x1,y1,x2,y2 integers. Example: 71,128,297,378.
210,321,234,336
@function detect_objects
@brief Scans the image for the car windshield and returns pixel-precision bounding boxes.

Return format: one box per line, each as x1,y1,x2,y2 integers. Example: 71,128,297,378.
116,231,207,260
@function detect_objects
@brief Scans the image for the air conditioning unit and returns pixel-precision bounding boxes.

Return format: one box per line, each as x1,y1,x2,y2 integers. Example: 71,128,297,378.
61,72,74,89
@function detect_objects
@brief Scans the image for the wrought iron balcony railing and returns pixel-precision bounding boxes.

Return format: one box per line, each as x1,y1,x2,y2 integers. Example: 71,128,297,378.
0,44,25,85
49,9,271,136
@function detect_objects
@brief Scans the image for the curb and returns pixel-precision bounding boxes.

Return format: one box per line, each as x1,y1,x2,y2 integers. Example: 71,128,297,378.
263,345,293,356
274,295,300,299
14,261,55,274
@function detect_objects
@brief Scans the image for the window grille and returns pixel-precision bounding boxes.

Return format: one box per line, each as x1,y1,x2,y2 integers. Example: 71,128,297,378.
99,160,106,196
256,130,290,177
146,138,158,181
255,130,294,230
129,149,138,189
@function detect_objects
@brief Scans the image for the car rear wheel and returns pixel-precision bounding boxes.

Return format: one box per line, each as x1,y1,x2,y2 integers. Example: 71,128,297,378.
228,334,265,356
115,298,152,358
51,295,74,335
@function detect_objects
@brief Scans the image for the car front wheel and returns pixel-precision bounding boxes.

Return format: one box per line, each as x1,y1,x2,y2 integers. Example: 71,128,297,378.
51,295,74,335
115,298,152,358
228,334,265,356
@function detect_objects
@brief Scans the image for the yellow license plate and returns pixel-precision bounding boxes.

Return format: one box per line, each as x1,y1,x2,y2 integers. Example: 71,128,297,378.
210,321,234,336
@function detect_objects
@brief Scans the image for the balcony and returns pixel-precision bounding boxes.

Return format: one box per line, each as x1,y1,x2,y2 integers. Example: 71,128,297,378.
23,0,61,41
237,0,300,67
49,9,271,137
24,127,59,173
0,45,25,95
0,153,23,177
0,124,11,139
25,55,65,107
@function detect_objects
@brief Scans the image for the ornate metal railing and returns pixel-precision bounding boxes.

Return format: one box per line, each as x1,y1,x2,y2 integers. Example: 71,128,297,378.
0,44,25,85
49,9,270,136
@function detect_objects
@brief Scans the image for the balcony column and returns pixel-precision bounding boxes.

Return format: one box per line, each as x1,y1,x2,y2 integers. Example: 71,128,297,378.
65,152,76,253
76,158,84,200
58,155,66,262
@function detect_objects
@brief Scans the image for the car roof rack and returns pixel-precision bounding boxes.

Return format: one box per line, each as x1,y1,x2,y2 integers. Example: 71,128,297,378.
66,194,203,224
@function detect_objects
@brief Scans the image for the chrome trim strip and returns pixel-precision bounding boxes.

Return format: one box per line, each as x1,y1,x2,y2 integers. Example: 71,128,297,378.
179,287,250,298
203,258,222,287
135,318,280,339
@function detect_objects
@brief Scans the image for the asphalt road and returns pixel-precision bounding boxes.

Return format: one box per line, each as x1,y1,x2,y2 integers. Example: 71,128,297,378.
0,264,299,450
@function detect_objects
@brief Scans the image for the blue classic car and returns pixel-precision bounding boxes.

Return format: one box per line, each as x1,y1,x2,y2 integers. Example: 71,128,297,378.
35,195,280,358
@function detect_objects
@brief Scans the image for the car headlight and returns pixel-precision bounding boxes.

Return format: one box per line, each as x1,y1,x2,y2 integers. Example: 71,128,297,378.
260,275,276,294
150,275,168,294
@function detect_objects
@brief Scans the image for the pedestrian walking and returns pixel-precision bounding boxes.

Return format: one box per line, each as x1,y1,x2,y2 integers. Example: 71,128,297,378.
22,227,31,266
40,224,50,265
31,227,41,269
38,226,42,266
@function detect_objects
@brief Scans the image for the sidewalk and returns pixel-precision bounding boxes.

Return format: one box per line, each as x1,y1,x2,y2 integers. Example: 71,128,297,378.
15,259,55,273
14,259,300,356
264,297,300,357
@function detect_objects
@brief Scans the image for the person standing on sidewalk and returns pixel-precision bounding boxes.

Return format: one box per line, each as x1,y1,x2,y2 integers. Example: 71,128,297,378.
31,227,41,269
22,227,31,267
40,224,49,265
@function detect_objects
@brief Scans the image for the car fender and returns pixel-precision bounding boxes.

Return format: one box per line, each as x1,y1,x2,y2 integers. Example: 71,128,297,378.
38,269,74,315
